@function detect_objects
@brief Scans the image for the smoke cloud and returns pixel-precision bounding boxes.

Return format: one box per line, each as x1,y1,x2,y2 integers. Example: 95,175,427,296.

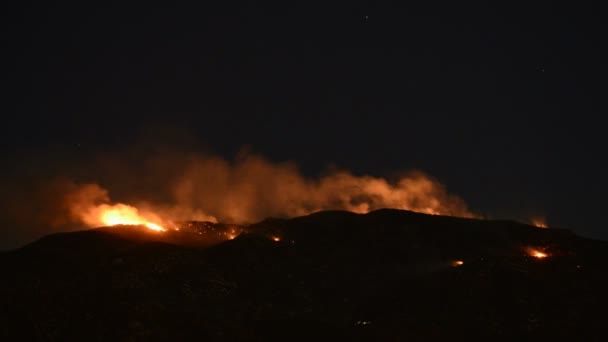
63,152,474,228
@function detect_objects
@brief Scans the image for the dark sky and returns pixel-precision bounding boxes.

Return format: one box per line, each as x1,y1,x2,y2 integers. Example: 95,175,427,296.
3,2,607,247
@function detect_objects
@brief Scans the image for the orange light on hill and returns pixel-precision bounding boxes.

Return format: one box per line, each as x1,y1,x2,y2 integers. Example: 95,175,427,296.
225,228,239,240
531,218,548,228
452,260,464,267
271,236,281,242
528,248,548,259
96,204,165,232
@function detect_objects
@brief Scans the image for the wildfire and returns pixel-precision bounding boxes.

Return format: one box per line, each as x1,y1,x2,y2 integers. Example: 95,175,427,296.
65,183,167,232
63,153,476,236
531,218,548,228
528,248,548,259
225,228,239,240
271,236,281,242
452,260,464,267
84,203,166,232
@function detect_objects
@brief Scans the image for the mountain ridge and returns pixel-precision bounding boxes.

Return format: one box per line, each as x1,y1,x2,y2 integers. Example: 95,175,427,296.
2,209,606,340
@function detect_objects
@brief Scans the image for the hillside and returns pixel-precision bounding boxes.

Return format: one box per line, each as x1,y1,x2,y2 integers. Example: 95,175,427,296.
1,209,607,341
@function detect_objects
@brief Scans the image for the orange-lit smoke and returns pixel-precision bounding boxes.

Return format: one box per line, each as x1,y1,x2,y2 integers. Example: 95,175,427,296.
527,248,549,259
88,204,165,231
531,218,548,228
64,153,474,228
171,154,474,223
65,184,166,231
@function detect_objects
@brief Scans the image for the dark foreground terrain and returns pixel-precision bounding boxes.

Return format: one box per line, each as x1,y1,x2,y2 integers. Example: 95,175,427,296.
1,209,607,341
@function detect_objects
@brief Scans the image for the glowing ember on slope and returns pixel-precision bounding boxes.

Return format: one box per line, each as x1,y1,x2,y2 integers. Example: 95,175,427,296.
531,218,548,228
452,260,464,267
528,248,549,259
224,228,239,240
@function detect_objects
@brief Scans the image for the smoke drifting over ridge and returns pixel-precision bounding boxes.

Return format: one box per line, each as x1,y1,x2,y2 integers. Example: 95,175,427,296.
64,153,474,229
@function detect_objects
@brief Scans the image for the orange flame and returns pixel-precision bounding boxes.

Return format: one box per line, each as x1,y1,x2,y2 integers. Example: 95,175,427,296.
531,218,548,228
528,248,548,259
81,203,166,232
63,153,475,234
96,204,165,231
64,184,166,232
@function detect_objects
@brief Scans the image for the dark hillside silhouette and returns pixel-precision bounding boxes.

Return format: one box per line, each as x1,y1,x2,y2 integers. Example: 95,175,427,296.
2,209,607,340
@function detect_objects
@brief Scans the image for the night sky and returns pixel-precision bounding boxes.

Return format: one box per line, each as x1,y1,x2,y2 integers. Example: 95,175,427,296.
3,2,607,248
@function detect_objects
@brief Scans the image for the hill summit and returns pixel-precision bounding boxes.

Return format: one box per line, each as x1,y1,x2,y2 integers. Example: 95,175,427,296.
1,209,606,340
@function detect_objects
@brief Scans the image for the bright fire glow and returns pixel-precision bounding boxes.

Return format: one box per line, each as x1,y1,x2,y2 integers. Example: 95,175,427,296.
531,218,548,228
272,236,281,242
90,204,165,232
528,248,548,259
64,160,475,235
65,184,166,232
225,228,238,240
452,260,464,266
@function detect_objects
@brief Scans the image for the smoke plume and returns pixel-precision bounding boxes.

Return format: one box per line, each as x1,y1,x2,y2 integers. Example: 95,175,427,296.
64,152,473,227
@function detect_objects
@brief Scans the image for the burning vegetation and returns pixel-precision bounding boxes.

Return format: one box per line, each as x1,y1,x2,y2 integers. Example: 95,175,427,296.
65,184,167,232
3,204,603,341
88,203,165,232
531,218,548,228
60,153,475,235
527,248,549,259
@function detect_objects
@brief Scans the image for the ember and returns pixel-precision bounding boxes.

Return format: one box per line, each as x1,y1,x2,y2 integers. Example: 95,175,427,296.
226,228,238,240
528,248,548,259
531,218,548,228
